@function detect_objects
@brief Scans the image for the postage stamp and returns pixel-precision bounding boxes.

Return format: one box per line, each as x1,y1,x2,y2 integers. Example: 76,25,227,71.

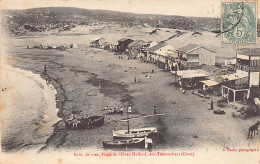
221,1,257,45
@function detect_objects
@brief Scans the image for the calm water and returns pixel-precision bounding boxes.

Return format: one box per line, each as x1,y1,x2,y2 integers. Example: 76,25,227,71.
1,65,60,152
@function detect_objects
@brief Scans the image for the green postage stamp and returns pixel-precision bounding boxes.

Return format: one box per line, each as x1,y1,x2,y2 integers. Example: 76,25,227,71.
221,1,257,44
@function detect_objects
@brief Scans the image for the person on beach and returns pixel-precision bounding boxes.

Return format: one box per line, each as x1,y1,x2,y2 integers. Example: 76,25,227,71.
72,118,79,129
210,100,214,110
43,65,48,75
153,106,157,114
120,107,124,115
109,107,112,114
103,105,108,111
134,76,137,83
46,79,49,86
128,106,132,113
111,107,115,114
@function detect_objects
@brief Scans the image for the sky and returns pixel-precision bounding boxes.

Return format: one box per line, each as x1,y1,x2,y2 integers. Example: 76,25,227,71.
0,0,259,18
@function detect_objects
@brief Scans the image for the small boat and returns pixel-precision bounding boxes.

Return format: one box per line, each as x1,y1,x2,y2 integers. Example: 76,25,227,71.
213,109,225,115
103,138,145,149
65,116,104,129
113,127,158,138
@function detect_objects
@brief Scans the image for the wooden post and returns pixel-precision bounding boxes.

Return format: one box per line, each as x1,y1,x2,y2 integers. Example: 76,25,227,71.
127,111,129,134
234,90,236,102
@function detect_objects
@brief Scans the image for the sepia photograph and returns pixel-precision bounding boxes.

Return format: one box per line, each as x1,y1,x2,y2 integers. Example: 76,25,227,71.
0,0,259,163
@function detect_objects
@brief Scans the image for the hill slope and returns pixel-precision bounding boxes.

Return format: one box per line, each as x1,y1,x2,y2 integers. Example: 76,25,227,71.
2,7,221,33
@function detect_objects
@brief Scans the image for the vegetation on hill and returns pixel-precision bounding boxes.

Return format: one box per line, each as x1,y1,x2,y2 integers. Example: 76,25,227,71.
1,7,259,36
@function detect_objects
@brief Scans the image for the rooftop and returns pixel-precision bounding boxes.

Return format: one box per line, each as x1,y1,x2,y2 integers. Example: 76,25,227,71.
237,48,260,56
177,44,215,53
177,44,200,53
171,69,209,79
118,38,133,42
147,42,166,52
90,37,104,41
128,40,144,48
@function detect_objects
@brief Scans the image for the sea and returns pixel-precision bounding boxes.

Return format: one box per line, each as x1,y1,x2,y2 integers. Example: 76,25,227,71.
1,65,60,152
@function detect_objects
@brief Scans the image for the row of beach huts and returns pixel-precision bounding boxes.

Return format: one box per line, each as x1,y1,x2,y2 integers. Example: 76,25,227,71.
89,36,260,108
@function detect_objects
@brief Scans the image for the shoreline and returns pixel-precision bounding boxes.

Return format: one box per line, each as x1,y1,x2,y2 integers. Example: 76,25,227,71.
1,64,61,152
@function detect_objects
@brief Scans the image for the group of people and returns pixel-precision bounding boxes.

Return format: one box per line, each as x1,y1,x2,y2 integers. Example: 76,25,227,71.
134,76,141,83
103,105,133,114
103,105,124,115
67,113,81,129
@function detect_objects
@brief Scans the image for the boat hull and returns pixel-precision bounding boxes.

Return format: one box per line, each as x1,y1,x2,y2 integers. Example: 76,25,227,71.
113,127,158,138
103,138,145,149
65,116,104,130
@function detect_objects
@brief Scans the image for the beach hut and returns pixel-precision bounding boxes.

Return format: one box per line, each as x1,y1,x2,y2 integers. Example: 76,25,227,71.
117,38,133,53
235,48,260,100
127,40,144,58
147,43,166,63
225,57,236,66
140,41,158,61
147,43,175,69
153,44,175,69
220,71,249,102
176,44,215,69
236,48,260,87
171,69,209,89
90,37,105,48
200,76,224,95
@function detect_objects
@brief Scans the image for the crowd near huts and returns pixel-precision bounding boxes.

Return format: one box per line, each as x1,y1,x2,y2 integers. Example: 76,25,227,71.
89,36,260,117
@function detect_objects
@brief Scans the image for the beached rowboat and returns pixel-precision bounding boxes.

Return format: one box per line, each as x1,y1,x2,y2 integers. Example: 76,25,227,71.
65,116,104,129
103,138,145,149
113,127,158,138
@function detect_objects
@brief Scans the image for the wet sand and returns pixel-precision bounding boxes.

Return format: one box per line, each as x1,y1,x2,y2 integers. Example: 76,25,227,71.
1,33,260,152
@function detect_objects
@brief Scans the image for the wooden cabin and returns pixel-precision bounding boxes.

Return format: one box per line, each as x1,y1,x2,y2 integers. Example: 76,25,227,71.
177,44,215,69
90,37,105,48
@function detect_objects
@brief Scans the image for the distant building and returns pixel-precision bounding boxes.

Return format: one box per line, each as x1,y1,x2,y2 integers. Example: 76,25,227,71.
90,37,105,48
147,43,167,64
225,57,236,66
219,48,260,102
127,40,144,58
172,69,209,89
140,41,158,61
220,71,249,102
117,38,133,53
153,44,175,69
176,44,215,69
236,48,260,99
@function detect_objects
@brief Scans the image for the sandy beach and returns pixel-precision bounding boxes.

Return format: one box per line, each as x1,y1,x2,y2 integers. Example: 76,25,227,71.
1,29,259,152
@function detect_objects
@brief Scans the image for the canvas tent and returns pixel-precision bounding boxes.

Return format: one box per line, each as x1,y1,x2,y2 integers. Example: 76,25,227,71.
70,43,79,48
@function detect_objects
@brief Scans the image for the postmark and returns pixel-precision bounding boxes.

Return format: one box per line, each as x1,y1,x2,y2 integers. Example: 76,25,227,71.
221,1,257,45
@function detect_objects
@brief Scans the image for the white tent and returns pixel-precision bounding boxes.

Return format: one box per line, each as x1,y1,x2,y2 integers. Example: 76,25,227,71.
220,72,248,81
171,69,209,79
70,43,79,48
200,80,220,87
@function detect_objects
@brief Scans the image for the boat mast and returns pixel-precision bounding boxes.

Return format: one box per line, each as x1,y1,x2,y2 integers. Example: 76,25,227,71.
127,111,130,134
